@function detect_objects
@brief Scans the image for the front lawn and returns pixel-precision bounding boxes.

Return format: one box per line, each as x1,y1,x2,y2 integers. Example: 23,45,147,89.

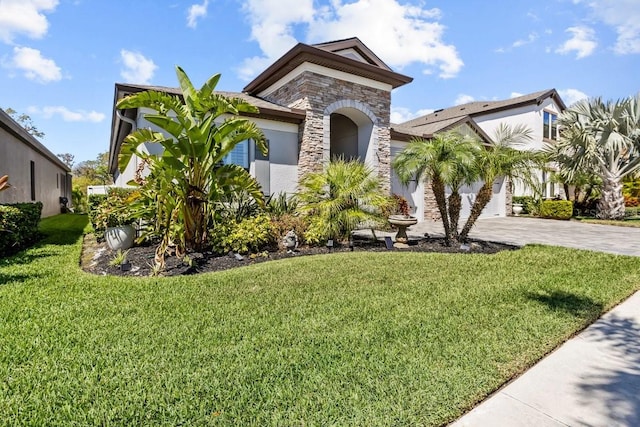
1,214,639,426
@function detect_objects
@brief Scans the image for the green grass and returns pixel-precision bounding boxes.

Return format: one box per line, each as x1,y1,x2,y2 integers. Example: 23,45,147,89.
1,214,639,426
577,217,640,227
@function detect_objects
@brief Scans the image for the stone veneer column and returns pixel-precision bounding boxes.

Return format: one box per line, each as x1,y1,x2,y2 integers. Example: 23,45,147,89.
264,71,391,188
423,183,441,221
505,178,513,216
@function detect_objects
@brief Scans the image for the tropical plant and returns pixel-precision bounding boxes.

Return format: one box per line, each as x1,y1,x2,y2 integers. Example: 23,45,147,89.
266,192,299,218
116,66,267,267
459,124,543,241
297,158,389,243
0,175,10,192
392,130,480,245
551,94,640,220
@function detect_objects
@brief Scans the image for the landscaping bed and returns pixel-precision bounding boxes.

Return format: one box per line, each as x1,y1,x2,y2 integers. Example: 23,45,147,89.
81,233,518,276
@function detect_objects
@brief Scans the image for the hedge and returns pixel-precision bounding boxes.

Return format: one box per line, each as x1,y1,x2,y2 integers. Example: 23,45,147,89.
0,202,43,257
540,200,573,220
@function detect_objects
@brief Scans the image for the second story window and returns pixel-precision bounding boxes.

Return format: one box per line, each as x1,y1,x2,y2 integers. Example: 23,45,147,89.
543,111,558,141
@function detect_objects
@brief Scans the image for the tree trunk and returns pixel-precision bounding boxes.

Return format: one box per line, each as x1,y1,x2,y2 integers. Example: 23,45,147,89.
448,190,462,242
597,174,625,220
460,181,493,241
431,176,452,245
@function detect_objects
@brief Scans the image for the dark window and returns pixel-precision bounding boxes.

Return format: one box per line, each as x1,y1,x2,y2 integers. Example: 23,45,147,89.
56,173,59,188
543,111,559,140
222,140,249,169
30,161,35,201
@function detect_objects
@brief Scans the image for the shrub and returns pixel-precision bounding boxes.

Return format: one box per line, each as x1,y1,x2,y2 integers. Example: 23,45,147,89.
266,192,298,217
270,213,308,247
212,214,274,254
0,202,43,257
88,189,138,241
512,196,539,215
540,200,573,220
624,195,639,207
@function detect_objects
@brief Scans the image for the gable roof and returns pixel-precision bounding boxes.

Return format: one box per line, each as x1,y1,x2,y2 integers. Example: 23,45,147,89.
400,89,566,129
0,108,70,172
391,116,493,145
243,38,412,94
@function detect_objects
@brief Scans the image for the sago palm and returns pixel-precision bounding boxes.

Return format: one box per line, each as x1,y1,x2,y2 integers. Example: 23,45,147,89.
117,66,267,266
297,158,389,243
553,94,640,220
392,130,480,245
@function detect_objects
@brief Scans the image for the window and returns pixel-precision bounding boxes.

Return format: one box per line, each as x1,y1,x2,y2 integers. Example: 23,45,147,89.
222,140,249,169
543,111,558,140
30,160,35,201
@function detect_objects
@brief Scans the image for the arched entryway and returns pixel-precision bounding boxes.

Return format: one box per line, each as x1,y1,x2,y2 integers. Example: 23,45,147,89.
323,101,377,167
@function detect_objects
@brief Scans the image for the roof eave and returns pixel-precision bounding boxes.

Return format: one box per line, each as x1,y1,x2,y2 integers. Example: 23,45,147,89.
243,43,412,94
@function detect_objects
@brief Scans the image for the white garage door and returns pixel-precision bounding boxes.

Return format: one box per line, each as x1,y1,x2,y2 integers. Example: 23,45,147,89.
457,177,506,219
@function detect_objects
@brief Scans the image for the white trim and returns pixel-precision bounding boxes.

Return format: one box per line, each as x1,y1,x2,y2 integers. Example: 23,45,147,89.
258,62,393,98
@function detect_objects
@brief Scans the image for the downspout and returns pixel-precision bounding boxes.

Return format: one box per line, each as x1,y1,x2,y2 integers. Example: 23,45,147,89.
116,109,138,185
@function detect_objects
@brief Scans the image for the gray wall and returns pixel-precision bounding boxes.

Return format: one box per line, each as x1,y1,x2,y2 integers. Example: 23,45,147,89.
0,111,71,217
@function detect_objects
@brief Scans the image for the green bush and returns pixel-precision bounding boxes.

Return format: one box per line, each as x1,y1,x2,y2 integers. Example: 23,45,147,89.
540,200,573,220
212,214,274,254
0,202,43,257
88,188,138,241
512,196,539,215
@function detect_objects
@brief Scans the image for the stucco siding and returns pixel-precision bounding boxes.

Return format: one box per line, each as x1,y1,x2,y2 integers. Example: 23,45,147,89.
0,125,71,217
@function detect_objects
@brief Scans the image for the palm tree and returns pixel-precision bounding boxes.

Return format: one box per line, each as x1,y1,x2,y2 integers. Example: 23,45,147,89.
459,124,542,241
117,66,267,266
297,158,390,243
552,94,640,220
392,131,480,245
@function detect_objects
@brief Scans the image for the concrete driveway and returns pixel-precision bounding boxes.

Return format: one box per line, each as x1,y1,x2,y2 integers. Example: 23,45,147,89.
410,216,640,256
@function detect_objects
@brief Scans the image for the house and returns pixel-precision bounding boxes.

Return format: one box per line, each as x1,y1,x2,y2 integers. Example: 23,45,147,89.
396,89,567,219
108,37,564,222
0,108,72,217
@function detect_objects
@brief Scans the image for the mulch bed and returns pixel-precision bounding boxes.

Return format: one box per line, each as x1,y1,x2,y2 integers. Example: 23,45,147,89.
81,232,519,277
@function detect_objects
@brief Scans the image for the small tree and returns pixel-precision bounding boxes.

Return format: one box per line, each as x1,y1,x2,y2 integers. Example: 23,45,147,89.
552,95,640,220
459,124,543,240
117,66,266,267
392,130,480,245
297,158,390,244
4,108,45,138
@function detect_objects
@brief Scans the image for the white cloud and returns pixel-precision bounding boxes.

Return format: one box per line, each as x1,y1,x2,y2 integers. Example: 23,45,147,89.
510,92,524,98
580,0,640,54
238,0,315,80
9,46,61,83
120,50,157,84
512,32,539,48
556,26,597,58
238,0,463,80
187,0,209,29
454,94,475,106
30,105,105,122
390,106,434,123
0,0,58,43
558,88,589,106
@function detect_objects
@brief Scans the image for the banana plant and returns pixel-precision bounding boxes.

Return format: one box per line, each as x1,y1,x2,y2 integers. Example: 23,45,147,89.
116,66,267,267
0,175,10,192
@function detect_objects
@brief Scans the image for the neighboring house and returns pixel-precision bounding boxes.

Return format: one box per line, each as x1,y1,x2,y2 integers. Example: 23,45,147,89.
0,108,72,217
108,37,565,222
397,89,567,219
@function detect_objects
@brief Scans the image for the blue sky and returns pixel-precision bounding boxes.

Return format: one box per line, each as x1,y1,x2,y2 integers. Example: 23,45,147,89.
1,0,638,164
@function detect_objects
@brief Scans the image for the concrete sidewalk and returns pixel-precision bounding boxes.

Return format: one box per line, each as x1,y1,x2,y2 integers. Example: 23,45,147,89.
452,291,640,426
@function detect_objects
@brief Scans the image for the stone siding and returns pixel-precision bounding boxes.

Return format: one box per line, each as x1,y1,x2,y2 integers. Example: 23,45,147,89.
266,71,391,189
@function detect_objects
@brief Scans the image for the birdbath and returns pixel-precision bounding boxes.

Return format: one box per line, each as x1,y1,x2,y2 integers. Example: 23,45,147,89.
388,215,418,248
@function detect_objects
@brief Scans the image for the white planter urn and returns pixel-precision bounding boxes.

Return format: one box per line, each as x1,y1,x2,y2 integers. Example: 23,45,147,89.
105,225,136,251
512,203,523,216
